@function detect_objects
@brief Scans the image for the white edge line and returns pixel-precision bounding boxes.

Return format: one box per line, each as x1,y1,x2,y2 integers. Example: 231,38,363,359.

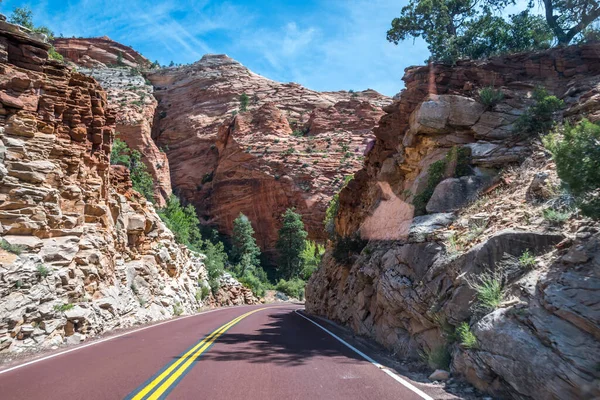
294,309,434,400
0,304,256,375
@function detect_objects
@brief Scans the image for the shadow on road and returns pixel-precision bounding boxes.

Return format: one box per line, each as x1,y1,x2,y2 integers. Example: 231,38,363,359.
175,310,365,367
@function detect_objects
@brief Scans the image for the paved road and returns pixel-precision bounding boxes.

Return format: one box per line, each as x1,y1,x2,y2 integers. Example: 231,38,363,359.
0,304,429,399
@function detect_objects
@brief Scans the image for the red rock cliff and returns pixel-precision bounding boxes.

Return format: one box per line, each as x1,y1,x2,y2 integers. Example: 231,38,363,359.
148,55,390,258
0,23,254,354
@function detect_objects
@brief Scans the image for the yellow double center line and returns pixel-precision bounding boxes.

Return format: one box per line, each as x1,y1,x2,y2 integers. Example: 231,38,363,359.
128,307,267,400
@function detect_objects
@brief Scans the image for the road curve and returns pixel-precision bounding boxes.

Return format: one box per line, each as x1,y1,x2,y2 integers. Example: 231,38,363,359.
0,304,427,400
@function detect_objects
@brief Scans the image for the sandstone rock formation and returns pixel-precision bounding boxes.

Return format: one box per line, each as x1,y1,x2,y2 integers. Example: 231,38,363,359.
306,44,600,399
53,36,151,69
147,56,390,258
53,38,171,206
0,22,254,354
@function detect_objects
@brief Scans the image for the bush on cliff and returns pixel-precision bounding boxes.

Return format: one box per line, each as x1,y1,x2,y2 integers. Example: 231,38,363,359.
110,137,154,201
514,87,563,137
543,119,600,219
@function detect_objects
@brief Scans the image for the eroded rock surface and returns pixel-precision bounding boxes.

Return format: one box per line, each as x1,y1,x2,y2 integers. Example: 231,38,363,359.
0,22,255,354
307,44,600,399
54,37,171,206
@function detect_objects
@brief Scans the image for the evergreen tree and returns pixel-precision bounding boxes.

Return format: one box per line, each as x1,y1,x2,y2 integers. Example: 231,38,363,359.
276,208,308,279
231,213,261,273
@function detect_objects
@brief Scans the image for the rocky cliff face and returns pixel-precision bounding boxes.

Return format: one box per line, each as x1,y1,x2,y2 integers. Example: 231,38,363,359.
53,37,171,206
53,36,151,69
0,22,254,354
306,44,600,399
147,56,390,258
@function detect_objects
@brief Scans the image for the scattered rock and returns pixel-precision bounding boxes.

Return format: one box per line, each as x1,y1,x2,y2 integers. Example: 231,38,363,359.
429,369,450,381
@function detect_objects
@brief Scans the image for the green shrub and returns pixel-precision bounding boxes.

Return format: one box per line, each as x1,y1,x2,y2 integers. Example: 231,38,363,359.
196,285,211,301
158,195,203,248
456,322,478,349
413,159,446,215
519,249,536,269
48,46,64,61
110,137,154,201
300,241,325,280
514,87,563,137
173,302,183,316
543,119,600,219
238,268,269,298
53,303,74,312
420,345,451,370
469,271,505,312
479,86,504,109
276,278,305,300
1,239,23,255
239,93,249,112
36,264,51,278
413,146,472,215
542,208,571,224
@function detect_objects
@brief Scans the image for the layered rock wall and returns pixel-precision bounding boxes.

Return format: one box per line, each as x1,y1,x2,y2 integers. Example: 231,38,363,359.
307,44,600,399
53,37,151,69
0,22,253,354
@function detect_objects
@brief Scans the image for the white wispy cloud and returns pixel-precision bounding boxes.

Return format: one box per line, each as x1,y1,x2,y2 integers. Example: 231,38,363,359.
6,0,429,95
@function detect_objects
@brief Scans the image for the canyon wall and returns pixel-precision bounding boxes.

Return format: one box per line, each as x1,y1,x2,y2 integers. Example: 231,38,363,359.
54,38,171,206
306,44,600,399
147,56,390,258
0,22,254,354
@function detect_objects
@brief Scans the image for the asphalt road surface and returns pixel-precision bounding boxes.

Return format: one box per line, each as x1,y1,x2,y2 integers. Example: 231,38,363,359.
0,304,432,399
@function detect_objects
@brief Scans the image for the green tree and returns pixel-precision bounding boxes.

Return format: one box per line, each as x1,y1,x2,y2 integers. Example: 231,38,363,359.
542,0,600,44
157,195,203,248
110,137,154,202
300,240,325,280
239,93,249,112
276,208,308,279
169,60,175,67
387,0,597,62
231,213,261,273
9,6,55,39
9,6,34,29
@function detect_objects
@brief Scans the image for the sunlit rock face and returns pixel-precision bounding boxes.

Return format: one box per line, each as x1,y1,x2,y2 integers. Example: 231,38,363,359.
0,23,255,354
53,37,171,206
147,55,391,259
307,43,600,399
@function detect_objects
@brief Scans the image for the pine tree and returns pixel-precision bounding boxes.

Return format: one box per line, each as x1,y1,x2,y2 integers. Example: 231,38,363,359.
231,213,261,274
276,208,308,279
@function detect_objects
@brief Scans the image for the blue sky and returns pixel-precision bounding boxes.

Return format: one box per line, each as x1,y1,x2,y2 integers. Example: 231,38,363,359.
3,0,531,96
